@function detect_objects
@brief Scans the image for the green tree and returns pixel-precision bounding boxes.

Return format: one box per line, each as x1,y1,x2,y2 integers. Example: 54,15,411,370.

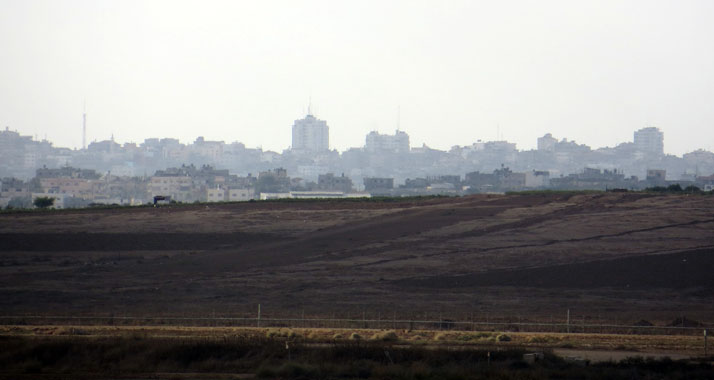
33,196,55,209
667,184,683,192
683,185,701,193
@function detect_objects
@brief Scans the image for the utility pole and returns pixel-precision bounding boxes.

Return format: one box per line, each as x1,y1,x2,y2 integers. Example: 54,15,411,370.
566,309,570,333
705,329,708,357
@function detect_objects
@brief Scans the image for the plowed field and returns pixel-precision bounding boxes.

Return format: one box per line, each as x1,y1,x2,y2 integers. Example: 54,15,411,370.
1,193,713,324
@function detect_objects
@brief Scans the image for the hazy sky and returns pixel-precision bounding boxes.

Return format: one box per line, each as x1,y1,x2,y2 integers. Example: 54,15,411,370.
1,0,713,155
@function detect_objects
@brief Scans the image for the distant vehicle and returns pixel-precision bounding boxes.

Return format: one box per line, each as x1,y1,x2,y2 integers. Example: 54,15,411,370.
153,195,171,206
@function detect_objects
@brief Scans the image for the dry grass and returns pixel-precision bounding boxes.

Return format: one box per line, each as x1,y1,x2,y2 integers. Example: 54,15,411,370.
0,324,705,355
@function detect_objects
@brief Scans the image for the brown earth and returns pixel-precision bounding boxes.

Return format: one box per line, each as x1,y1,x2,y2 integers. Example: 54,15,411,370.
1,193,713,325
0,325,705,357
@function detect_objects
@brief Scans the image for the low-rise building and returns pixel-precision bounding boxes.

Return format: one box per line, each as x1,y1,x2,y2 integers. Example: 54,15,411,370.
205,186,255,202
363,177,394,194
228,188,254,202
525,170,550,188
318,173,353,192
39,177,94,198
149,176,193,202
260,191,369,200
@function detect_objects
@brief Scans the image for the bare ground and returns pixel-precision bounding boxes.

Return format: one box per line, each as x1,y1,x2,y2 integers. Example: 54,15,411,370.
1,193,713,325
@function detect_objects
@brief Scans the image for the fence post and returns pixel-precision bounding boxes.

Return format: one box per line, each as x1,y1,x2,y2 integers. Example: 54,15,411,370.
566,309,570,334
705,329,708,357
257,304,261,328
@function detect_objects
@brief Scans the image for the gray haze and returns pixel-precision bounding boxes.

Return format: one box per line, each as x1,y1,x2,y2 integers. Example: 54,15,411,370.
1,0,713,155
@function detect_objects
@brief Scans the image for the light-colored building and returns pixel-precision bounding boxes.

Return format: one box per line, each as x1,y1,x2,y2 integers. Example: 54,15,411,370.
39,177,94,199
537,133,557,152
292,112,329,152
1,178,29,200
260,191,369,200
205,187,255,202
206,187,226,202
191,136,224,161
297,165,328,181
525,170,550,188
634,127,664,156
148,176,193,201
228,188,254,202
365,130,410,153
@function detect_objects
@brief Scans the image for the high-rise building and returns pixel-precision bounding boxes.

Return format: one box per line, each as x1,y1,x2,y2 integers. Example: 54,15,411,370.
634,127,664,156
365,130,410,153
537,133,557,152
291,111,329,152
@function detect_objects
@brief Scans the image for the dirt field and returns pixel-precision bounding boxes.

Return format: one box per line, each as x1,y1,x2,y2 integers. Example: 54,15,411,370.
1,193,713,325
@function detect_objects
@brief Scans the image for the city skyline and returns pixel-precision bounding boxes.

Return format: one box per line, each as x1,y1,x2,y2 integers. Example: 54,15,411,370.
2,112,713,157
1,1,713,156
0,118,694,158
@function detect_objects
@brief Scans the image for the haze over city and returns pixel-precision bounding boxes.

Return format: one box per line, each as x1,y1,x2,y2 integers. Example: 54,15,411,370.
4,2,714,377
2,0,714,155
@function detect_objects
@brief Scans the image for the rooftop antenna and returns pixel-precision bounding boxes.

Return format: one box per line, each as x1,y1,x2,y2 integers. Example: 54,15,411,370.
397,105,401,131
307,96,313,116
82,101,87,150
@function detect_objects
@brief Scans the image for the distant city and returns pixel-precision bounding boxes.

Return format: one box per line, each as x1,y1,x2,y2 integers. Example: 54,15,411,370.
2,111,714,208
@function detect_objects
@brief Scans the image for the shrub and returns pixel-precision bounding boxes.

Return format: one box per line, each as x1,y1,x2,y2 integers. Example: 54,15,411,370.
33,196,55,209
684,185,702,193
456,332,493,341
349,332,362,340
56,327,89,336
433,332,449,341
526,335,553,344
370,331,398,342
496,334,511,342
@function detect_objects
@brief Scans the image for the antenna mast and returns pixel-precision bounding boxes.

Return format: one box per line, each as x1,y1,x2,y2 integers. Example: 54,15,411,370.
82,101,87,150
397,105,401,131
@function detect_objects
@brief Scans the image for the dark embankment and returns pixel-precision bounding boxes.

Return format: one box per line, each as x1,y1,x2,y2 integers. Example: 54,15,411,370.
1,334,713,380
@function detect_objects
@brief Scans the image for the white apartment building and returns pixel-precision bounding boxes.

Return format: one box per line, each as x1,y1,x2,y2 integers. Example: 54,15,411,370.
634,127,664,156
148,176,193,201
292,112,329,152
205,187,255,202
365,130,410,153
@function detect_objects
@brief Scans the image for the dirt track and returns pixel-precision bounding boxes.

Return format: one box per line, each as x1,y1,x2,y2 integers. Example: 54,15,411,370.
1,193,713,324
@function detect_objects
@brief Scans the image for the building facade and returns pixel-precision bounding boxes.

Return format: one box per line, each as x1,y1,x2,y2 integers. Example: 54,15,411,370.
292,113,329,152
634,127,664,156
365,130,410,153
